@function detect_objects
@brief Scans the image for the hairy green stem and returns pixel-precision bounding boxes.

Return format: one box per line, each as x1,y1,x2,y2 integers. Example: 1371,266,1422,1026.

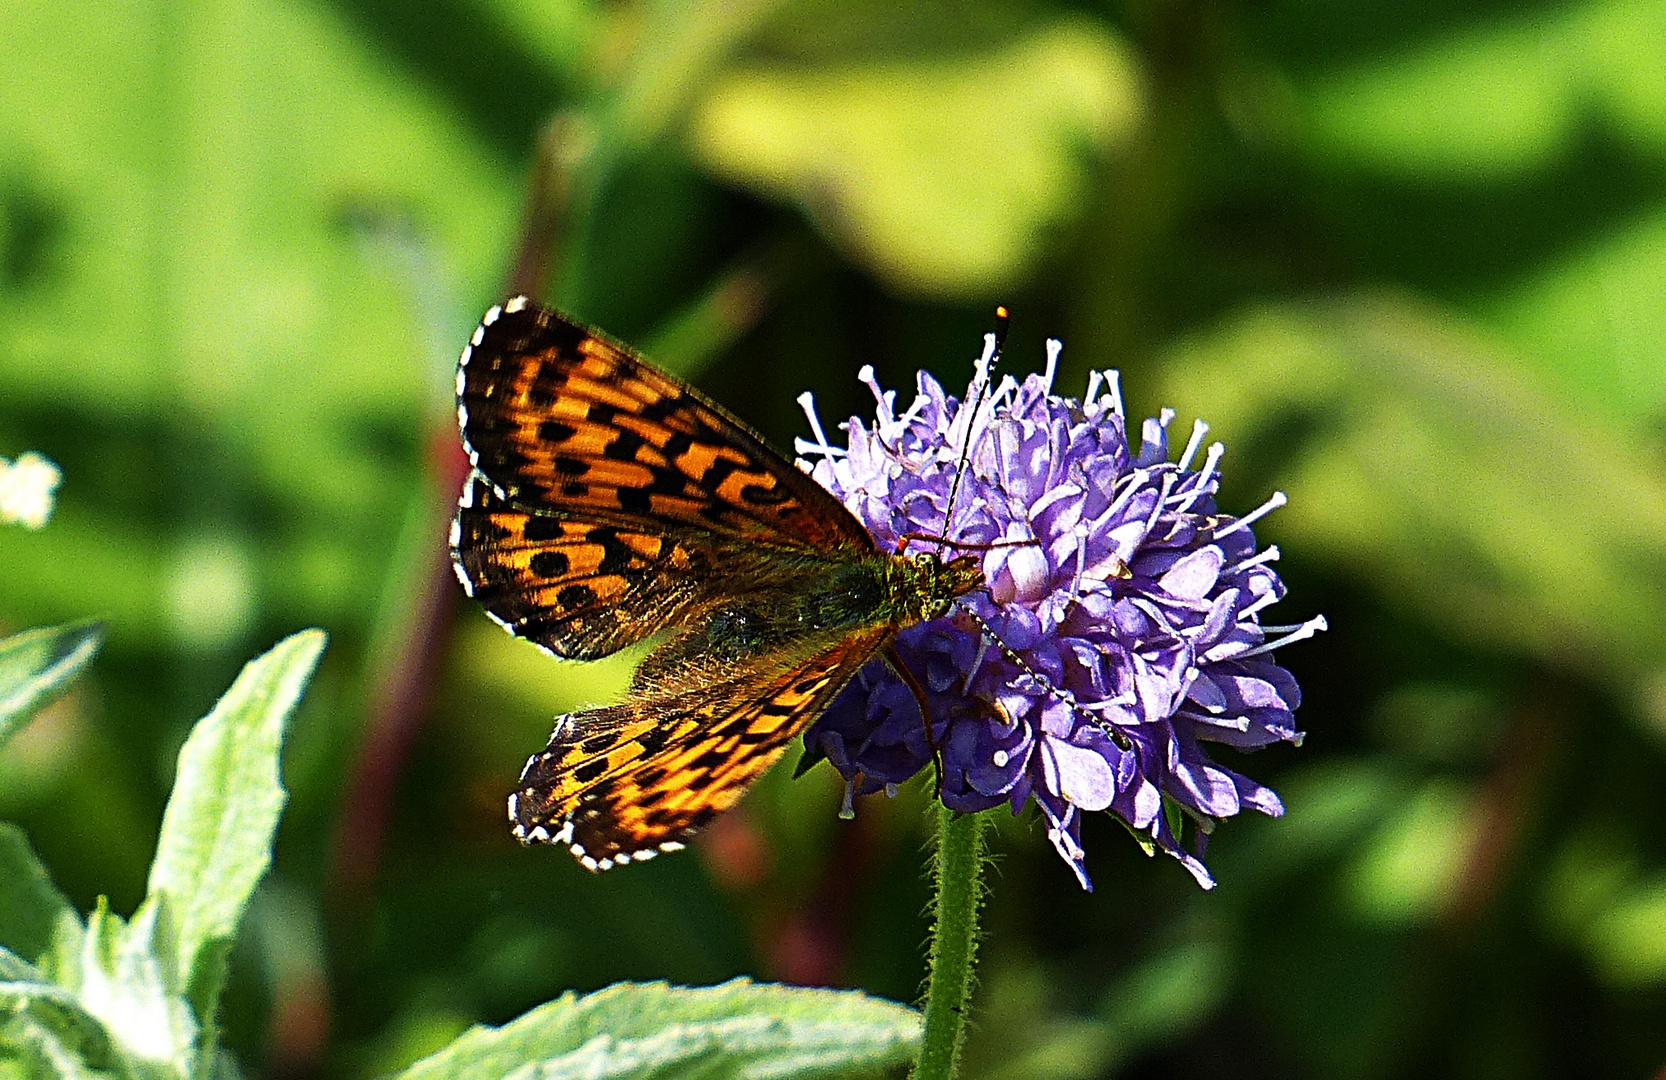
914,805,986,1080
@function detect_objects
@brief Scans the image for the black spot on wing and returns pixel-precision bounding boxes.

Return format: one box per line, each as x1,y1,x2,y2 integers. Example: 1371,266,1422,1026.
529,550,570,578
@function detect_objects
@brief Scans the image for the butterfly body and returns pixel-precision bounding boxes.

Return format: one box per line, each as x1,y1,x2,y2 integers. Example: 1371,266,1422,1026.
452,296,984,869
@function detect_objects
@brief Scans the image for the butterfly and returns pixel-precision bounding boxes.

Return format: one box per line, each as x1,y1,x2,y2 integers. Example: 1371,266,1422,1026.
451,296,987,870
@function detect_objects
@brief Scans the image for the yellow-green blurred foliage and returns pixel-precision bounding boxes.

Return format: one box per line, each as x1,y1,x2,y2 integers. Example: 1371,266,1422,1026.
2,0,1665,1077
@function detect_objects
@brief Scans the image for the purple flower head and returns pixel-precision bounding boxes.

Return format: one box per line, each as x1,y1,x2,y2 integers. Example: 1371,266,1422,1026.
795,331,1323,890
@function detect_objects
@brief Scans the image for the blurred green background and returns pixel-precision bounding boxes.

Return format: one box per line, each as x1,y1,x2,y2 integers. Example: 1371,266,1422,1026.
4,0,1666,1077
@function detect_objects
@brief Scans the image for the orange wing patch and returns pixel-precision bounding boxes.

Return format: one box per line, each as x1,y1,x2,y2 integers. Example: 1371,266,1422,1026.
457,298,870,551
510,627,891,868
453,475,706,659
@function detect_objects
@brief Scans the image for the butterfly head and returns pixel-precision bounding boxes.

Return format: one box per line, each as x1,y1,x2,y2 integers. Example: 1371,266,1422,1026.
908,551,986,622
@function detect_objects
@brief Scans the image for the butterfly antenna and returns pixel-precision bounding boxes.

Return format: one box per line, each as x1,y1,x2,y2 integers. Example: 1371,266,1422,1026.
954,598,1133,752
939,305,1009,553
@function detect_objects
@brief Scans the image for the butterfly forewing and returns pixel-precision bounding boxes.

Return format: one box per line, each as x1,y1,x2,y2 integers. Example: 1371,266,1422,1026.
456,474,707,659
457,298,870,552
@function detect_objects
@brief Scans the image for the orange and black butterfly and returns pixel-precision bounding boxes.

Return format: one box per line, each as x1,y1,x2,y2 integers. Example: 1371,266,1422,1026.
451,296,986,870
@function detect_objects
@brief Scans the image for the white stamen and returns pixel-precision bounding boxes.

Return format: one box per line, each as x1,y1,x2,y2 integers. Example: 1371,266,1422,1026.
895,389,929,433
857,365,896,427
1213,491,1288,539
1043,338,1062,391
1177,419,1209,472
1105,370,1124,416
1143,472,1177,534
1170,443,1226,516
796,391,839,460
1242,585,1283,619
1238,615,1328,658
794,438,846,457
1225,546,1280,576
993,749,1009,768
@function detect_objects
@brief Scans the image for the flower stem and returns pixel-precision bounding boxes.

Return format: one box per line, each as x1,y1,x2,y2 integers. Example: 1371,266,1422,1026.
914,805,986,1080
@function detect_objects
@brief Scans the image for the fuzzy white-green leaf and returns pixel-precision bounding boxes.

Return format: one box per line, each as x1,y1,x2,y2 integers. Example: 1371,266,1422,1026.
143,630,325,1022
76,899,197,1077
0,823,82,976
396,980,920,1080
0,622,101,750
1,976,127,1080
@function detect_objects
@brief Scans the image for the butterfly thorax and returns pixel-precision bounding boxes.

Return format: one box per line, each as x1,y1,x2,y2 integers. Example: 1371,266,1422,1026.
685,548,982,664
885,551,985,624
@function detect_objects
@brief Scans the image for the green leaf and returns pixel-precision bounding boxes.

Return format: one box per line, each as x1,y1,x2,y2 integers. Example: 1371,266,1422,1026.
396,980,921,1080
143,630,325,1024
689,19,1142,298
0,622,102,750
75,899,196,1076
0,823,82,974
1158,295,1666,730
0,945,45,982
0,977,128,1080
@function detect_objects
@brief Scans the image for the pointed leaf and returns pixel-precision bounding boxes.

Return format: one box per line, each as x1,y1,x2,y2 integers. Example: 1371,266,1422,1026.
396,980,921,1080
0,944,45,982
143,630,325,1023
0,622,102,750
0,822,82,974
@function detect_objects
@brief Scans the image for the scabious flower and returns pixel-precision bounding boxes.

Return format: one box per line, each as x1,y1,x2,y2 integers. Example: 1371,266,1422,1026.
795,332,1323,889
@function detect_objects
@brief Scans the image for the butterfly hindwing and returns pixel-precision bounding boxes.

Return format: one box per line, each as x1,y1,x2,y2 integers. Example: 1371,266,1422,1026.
457,298,870,552
511,626,892,867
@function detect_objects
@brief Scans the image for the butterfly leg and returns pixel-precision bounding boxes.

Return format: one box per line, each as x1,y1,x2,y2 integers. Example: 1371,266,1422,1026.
893,532,1042,556
883,642,945,797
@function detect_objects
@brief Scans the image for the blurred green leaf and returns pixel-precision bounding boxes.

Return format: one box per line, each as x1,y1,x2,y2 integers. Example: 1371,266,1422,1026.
1099,938,1232,1051
690,19,1142,298
0,946,43,983
0,621,101,750
1481,207,1666,423
0,977,125,1080
1161,294,1666,727
1583,877,1666,987
144,630,325,1024
1299,0,1666,177
0,823,81,975
1543,827,1666,988
0,0,519,648
1343,778,1476,924
396,980,919,1080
